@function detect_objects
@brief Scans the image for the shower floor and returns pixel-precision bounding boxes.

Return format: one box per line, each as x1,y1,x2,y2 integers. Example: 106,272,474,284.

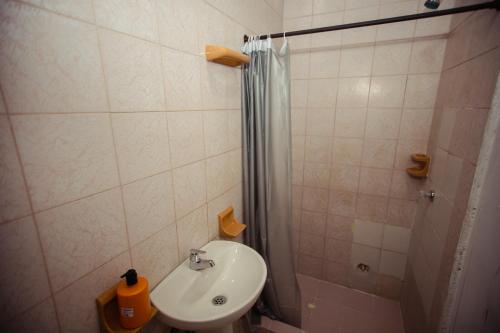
260,274,405,333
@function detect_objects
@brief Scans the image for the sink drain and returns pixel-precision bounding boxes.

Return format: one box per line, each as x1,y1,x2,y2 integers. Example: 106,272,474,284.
212,295,227,306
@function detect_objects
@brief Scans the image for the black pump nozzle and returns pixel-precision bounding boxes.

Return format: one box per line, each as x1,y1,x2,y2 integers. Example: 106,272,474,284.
120,269,138,286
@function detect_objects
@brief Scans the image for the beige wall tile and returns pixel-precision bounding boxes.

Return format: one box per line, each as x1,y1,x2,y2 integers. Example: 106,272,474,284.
306,109,335,136
330,165,360,192
94,0,158,42
337,77,370,108
333,138,363,165
324,238,351,264
328,190,357,217
361,139,397,169
409,39,447,74
326,215,354,241
12,114,119,211
0,3,107,113
399,108,434,140
0,116,30,223
123,172,175,246
298,254,323,278
390,170,422,200
369,75,407,108
37,189,128,291
112,112,171,184
356,194,388,222
339,46,374,77
284,0,313,18
404,74,440,108
0,216,51,322
173,160,207,219
383,225,411,253
162,48,202,110
156,0,201,54
204,110,239,157
99,29,165,112
307,79,338,108
300,210,327,235
309,50,340,79
313,0,345,14
206,150,241,200
303,162,330,188
302,187,329,212
0,297,59,333
365,108,402,139
305,136,332,163
291,80,309,108
299,232,325,257
353,219,384,248
387,198,416,228
379,250,407,279
373,43,412,76
55,252,131,333
167,111,205,168
176,205,209,260
291,53,310,79
292,108,307,136
334,107,367,138
359,167,392,196
131,223,179,287
200,60,241,110
324,260,350,285
42,0,94,22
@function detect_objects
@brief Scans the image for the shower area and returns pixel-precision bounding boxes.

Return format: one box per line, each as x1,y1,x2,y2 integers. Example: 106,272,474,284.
251,0,500,332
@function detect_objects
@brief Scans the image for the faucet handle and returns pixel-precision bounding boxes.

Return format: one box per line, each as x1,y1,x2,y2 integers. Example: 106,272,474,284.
190,249,206,255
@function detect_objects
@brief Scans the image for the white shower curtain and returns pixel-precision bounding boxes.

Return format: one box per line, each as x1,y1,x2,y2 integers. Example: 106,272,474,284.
241,37,301,327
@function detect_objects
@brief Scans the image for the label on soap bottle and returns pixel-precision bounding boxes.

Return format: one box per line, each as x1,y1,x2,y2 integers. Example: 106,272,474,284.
120,307,134,318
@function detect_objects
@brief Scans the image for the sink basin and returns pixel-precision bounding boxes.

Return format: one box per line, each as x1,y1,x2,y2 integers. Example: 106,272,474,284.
151,240,267,332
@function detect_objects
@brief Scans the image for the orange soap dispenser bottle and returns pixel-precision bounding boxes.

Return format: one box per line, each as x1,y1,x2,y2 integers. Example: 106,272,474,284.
117,269,151,329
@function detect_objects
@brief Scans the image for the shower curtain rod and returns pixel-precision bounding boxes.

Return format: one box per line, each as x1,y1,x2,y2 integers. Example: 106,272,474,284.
243,0,500,42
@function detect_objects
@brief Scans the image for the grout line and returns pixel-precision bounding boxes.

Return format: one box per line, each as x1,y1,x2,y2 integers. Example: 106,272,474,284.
90,0,136,268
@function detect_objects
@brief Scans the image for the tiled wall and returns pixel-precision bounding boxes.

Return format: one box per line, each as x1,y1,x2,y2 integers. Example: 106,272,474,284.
401,1,500,332
0,0,282,332
285,0,452,298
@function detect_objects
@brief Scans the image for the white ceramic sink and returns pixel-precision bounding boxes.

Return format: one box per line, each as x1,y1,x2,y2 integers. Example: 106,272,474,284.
151,240,267,332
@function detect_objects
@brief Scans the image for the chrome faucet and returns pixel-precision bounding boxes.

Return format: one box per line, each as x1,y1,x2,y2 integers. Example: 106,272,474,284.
189,249,215,271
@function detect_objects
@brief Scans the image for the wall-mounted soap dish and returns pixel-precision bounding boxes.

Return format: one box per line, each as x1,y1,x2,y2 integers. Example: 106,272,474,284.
406,153,431,179
96,284,157,333
205,45,250,67
218,206,246,238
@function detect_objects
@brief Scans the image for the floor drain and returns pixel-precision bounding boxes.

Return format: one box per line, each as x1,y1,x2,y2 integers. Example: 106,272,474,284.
212,295,227,306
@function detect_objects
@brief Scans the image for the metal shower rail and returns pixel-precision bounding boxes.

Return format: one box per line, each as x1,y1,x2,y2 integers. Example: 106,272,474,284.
243,0,500,42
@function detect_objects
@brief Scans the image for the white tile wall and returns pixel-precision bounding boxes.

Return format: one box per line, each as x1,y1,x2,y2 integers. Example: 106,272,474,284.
286,0,449,294
0,0,277,330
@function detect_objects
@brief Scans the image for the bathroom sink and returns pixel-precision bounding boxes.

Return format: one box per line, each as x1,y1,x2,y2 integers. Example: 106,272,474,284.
151,240,267,332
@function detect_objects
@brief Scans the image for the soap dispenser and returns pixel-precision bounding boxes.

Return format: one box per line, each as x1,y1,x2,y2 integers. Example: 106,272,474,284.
117,269,151,329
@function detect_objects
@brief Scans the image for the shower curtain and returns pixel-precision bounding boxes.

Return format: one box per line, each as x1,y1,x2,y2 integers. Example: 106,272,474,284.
241,37,301,327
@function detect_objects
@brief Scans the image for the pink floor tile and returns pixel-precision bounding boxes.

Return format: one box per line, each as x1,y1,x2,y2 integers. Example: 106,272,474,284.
267,317,304,333
317,280,349,304
309,298,343,328
293,275,405,333
341,289,374,313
